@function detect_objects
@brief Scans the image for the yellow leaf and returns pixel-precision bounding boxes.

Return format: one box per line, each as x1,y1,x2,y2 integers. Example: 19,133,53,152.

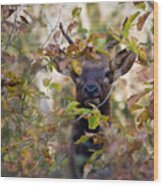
43,78,51,87
71,59,82,75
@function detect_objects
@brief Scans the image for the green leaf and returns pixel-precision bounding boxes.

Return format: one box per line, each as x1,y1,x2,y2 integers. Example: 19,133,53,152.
101,115,109,122
108,29,122,42
133,2,146,10
78,28,88,34
48,62,56,72
96,48,109,56
140,110,149,122
138,47,147,61
123,12,140,38
38,91,46,96
3,154,10,161
66,101,79,113
88,115,100,130
49,82,62,92
144,87,153,93
130,37,138,51
90,149,103,160
72,7,82,18
144,81,154,86
78,108,92,115
131,104,143,111
75,135,90,144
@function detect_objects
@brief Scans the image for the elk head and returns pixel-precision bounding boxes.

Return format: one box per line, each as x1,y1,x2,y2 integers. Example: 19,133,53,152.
70,49,136,108
55,23,136,108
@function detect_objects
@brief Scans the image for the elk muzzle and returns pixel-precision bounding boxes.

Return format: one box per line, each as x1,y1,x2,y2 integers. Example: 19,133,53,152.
81,81,102,106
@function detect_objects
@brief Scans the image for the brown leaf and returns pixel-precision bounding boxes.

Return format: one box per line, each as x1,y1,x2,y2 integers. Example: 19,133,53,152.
7,8,15,17
23,9,36,22
43,44,60,56
148,92,154,119
83,163,93,178
53,31,61,42
127,93,144,110
137,64,154,82
138,110,149,123
137,50,148,65
3,162,17,172
67,20,78,34
47,44,59,51
20,15,29,25
57,59,71,72
2,6,16,19
137,11,151,31
2,52,16,64
129,140,142,154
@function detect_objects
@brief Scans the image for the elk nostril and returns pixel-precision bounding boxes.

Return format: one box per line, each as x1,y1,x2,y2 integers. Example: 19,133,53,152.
84,84,98,95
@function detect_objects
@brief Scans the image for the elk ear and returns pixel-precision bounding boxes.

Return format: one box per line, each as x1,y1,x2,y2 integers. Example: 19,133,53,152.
111,49,136,81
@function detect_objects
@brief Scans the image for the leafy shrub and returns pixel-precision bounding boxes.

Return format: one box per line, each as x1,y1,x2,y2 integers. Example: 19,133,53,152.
1,2,154,180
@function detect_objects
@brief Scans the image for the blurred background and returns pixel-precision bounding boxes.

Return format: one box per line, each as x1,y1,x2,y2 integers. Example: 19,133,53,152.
1,1,154,180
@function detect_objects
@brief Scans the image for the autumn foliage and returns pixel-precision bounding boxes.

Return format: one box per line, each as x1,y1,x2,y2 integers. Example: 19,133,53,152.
1,2,154,180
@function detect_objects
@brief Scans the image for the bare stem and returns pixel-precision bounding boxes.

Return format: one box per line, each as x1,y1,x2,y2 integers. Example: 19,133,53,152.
4,6,22,51
41,8,62,48
59,22,74,45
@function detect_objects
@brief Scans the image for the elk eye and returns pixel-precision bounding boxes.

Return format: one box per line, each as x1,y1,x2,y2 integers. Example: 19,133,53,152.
71,70,80,81
105,70,110,78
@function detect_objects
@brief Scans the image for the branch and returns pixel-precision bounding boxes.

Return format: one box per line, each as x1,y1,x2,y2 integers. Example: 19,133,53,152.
59,22,74,45
97,86,113,109
4,6,21,51
53,56,65,73
41,8,62,48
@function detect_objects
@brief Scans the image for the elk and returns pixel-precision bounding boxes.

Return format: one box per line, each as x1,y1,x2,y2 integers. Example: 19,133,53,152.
55,23,136,179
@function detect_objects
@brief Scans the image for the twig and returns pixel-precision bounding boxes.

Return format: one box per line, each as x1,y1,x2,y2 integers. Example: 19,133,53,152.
59,22,74,45
97,86,113,109
4,6,22,51
52,56,65,73
41,8,62,48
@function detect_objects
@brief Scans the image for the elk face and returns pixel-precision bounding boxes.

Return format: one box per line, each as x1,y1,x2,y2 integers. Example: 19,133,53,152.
72,60,112,107
71,49,136,107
